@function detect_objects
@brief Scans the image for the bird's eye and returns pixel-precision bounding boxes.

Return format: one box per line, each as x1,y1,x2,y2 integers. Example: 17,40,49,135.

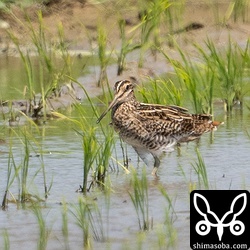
126,85,130,91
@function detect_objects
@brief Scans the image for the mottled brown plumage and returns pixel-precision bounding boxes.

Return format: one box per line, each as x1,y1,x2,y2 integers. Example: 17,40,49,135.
97,80,222,175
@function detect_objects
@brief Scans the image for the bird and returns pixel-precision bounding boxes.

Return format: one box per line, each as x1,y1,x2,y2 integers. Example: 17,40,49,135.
97,79,222,176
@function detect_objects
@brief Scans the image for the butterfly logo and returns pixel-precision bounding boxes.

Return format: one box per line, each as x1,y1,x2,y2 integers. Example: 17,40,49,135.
193,193,247,241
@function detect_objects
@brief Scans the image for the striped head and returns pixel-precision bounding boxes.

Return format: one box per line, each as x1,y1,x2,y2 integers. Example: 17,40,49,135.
113,79,135,102
97,80,135,123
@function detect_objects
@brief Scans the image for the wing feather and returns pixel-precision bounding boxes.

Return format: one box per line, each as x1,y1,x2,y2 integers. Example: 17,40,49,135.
135,103,215,141
136,103,193,122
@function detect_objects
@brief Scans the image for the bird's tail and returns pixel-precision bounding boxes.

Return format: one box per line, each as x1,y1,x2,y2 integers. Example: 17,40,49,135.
192,114,223,133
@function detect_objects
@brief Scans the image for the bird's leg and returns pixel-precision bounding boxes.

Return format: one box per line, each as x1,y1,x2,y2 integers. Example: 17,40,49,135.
152,155,160,176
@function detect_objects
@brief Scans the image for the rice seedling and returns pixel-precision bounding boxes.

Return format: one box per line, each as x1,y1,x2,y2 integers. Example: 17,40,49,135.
102,174,113,241
7,30,35,111
32,204,51,250
70,196,105,249
6,10,77,120
160,47,205,113
56,21,73,77
135,0,170,67
86,125,112,190
0,1,9,10
66,109,113,193
2,229,10,250
135,231,147,250
70,104,100,194
28,118,53,200
157,185,177,248
160,37,250,114
1,119,51,205
95,133,114,189
61,200,70,250
205,38,250,112
20,128,31,202
191,149,209,190
138,77,183,107
139,78,162,104
52,77,115,193
209,0,247,25
97,23,111,87
206,0,224,26
28,13,75,119
193,43,216,114
164,0,185,47
1,131,16,210
164,78,183,107
116,19,140,75
246,128,250,140
231,0,249,23
128,167,150,231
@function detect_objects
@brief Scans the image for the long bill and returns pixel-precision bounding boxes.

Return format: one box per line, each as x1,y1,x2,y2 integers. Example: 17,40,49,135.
96,96,119,124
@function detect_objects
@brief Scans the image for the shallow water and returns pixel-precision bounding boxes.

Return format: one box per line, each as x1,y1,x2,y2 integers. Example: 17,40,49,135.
0,54,96,100
0,43,250,249
0,103,250,249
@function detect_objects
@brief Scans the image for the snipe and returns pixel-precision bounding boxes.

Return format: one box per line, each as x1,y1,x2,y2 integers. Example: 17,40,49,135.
97,80,222,175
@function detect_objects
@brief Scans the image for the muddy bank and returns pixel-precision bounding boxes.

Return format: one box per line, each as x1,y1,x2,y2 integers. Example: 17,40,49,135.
0,0,249,123
0,51,168,124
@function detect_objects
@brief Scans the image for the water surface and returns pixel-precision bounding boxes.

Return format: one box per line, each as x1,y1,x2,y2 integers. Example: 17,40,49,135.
0,104,250,249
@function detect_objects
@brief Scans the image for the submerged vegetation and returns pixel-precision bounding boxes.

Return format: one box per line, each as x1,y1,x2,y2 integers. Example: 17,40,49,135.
0,0,250,249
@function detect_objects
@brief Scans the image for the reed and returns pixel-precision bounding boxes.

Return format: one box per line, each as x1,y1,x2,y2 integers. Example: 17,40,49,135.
128,167,150,231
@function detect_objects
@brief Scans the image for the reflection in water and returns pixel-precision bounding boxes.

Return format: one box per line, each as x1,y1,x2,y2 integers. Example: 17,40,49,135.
0,107,250,249
0,55,93,100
